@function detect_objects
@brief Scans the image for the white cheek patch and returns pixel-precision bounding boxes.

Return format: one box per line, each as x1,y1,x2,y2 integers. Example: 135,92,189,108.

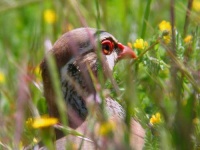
105,51,118,71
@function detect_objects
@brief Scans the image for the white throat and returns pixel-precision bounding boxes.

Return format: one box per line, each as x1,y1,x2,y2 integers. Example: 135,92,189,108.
105,51,118,71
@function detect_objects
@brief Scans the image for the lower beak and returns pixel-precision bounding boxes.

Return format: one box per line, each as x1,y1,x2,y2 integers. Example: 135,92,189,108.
117,43,137,60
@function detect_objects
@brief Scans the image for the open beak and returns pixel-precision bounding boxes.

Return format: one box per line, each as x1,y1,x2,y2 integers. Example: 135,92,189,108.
117,43,137,60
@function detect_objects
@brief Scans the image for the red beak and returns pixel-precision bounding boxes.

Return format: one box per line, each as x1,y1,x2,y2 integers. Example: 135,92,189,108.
117,43,137,60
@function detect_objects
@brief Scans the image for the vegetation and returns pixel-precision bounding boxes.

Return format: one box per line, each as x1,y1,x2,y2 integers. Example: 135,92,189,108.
0,0,200,149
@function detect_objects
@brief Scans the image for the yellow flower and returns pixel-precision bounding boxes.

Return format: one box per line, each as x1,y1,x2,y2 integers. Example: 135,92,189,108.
159,20,171,33
133,39,148,50
98,120,116,136
0,71,5,84
184,35,193,44
44,9,56,24
150,112,161,125
32,116,58,128
158,20,172,44
163,35,171,44
192,0,200,12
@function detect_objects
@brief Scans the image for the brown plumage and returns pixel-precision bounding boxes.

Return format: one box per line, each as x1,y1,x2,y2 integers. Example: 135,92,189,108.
39,28,145,149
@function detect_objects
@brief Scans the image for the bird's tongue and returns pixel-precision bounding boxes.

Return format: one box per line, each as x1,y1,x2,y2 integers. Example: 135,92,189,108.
117,43,137,60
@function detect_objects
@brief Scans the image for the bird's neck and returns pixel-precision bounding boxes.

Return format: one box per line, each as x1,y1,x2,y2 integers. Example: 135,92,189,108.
60,52,98,128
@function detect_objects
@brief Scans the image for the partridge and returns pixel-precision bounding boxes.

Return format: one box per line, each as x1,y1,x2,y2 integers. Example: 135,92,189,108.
39,28,145,150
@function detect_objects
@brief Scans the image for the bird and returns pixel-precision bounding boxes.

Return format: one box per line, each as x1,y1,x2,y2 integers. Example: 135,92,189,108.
39,28,145,150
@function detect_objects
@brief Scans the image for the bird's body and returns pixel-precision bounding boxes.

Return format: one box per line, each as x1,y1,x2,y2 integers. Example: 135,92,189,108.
40,28,145,149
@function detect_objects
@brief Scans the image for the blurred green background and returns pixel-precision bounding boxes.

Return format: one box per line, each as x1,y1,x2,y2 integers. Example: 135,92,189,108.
0,0,200,149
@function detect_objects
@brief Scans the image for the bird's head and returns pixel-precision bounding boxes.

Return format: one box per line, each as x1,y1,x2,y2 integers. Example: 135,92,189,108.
43,28,136,72
40,28,136,127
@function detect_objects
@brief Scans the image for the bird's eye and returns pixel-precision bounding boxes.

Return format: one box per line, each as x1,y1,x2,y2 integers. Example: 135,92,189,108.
101,40,114,55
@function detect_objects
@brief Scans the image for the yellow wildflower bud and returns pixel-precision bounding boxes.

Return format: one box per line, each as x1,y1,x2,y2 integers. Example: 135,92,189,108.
192,0,200,12
150,112,161,125
98,120,116,136
0,71,5,84
159,20,171,33
158,20,172,44
163,35,171,44
44,9,56,24
133,39,148,50
184,35,193,44
32,116,58,128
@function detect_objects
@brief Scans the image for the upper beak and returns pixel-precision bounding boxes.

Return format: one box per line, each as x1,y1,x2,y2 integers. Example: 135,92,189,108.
117,43,137,60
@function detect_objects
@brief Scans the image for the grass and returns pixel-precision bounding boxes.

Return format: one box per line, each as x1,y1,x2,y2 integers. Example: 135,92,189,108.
0,0,200,149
